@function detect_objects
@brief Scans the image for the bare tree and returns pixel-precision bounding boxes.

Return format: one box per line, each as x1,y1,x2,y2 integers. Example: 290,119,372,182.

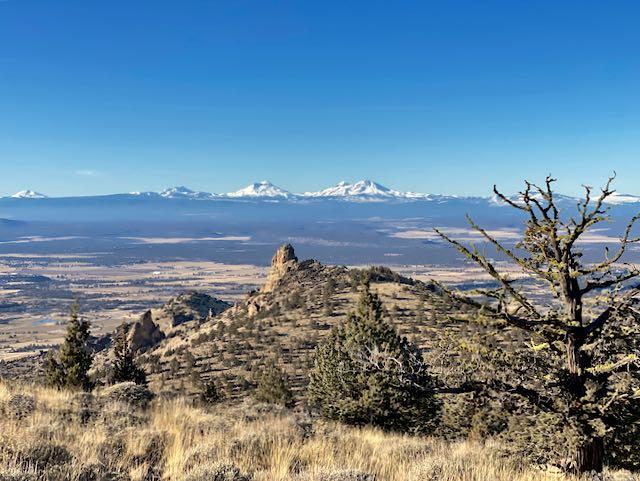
435,175,640,473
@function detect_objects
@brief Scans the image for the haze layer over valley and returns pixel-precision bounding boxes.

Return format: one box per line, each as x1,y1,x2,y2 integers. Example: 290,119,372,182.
3,179,640,266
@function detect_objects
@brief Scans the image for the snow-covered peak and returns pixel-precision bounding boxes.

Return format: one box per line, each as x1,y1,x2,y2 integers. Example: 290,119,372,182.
11,190,47,199
304,180,393,197
303,179,430,200
601,192,640,205
226,181,292,199
159,186,214,199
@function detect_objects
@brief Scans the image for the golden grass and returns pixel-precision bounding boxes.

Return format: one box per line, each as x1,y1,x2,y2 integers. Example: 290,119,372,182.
0,381,636,481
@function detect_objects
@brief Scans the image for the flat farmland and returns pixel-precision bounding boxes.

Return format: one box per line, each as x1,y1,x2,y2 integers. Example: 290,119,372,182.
0,255,268,362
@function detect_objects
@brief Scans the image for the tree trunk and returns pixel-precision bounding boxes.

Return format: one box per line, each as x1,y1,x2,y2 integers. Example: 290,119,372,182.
572,437,604,473
566,334,584,396
566,335,604,473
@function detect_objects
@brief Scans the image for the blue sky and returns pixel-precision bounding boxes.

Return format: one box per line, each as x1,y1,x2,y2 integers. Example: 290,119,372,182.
1,0,639,197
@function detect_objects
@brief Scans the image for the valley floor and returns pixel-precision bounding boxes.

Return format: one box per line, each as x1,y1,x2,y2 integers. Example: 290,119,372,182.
0,381,637,481
0,257,267,362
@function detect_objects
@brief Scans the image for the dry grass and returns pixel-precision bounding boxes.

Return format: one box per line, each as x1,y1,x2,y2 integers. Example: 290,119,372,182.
0,381,637,481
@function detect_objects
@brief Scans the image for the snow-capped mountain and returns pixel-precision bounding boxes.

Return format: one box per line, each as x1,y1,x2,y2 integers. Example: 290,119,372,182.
601,192,640,205
127,186,215,199
302,180,430,200
11,190,47,199
227,181,292,199
489,190,640,208
159,186,215,199
303,180,395,198
5,180,640,206
128,191,158,197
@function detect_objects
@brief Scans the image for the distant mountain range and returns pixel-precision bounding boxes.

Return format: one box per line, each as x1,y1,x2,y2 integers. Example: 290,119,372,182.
4,179,640,204
129,180,437,201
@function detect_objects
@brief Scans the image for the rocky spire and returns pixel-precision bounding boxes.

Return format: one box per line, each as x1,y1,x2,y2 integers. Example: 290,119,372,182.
262,244,298,293
272,243,297,266
127,310,165,352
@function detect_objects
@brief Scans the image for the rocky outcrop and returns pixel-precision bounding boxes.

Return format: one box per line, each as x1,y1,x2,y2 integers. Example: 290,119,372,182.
127,310,165,352
88,291,230,376
156,291,230,330
262,244,299,293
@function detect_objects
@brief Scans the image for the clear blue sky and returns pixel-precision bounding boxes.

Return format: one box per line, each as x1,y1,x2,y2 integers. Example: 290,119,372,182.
1,0,639,197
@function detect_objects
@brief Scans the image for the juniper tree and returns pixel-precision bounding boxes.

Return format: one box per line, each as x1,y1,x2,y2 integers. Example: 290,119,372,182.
323,278,336,316
109,329,147,385
197,373,222,404
254,358,294,407
202,380,221,404
434,175,640,473
308,282,440,433
44,303,93,391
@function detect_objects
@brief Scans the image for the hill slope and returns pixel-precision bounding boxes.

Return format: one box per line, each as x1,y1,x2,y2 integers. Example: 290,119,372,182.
132,244,457,398
1,244,467,397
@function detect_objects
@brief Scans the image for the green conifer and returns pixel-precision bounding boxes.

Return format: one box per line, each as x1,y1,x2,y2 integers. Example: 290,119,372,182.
44,303,93,391
254,359,294,407
309,282,439,433
109,329,147,385
200,377,222,404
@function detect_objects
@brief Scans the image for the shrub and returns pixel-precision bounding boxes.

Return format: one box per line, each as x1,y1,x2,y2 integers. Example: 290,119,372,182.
307,470,375,481
605,395,640,470
184,462,250,481
100,381,154,408
308,282,440,433
18,443,71,469
3,394,36,420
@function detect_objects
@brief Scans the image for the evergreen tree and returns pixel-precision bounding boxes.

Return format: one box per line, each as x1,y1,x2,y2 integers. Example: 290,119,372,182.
254,358,294,407
434,175,640,473
308,282,440,433
322,278,336,316
44,303,93,391
109,329,147,385
43,350,64,388
200,376,222,404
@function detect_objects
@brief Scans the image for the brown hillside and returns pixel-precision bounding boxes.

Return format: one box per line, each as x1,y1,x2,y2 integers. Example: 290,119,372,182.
136,244,464,399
